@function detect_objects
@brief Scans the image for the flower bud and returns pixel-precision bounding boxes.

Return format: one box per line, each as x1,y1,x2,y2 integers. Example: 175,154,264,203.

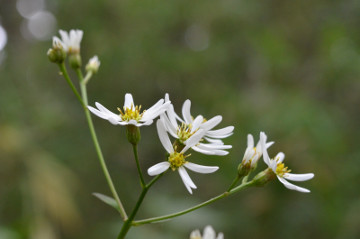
252,168,276,187
47,48,66,64
126,125,141,145
69,53,82,69
237,161,251,178
86,56,100,74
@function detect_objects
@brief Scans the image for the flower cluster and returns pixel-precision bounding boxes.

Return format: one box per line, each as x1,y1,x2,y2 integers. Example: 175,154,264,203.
88,93,233,194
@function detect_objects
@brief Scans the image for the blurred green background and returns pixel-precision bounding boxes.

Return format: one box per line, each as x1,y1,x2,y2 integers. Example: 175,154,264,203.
1,0,359,238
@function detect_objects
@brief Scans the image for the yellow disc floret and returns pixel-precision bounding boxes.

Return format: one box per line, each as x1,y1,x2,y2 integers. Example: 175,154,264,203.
276,163,291,177
118,104,145,122
168,151,190,171
177,123,197,142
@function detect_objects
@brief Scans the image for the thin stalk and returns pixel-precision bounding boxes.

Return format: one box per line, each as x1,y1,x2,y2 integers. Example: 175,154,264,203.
117,174,163,239
133,144,146,188
74,69,127,220
58,63,85,108
133,180,255,226
227,174,241,192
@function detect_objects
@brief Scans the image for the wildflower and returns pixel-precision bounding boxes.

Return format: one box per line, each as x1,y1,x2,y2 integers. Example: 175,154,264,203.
238,132,274,176
86,55,100,74
261,134,314,193
147,120,219,194
47,36,66,63
88,93,170,127
160,94,233,156
190,225,224,239
58,29,83,54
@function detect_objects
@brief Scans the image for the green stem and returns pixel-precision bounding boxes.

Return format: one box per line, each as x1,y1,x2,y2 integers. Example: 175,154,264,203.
227,174,241,192
58,63,85,108
133,180,255,226
117,174,163,239
133,144,146,188
75,69,128,220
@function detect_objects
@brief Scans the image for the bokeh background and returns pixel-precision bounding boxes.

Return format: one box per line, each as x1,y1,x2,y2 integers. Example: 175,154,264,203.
1,0,359,238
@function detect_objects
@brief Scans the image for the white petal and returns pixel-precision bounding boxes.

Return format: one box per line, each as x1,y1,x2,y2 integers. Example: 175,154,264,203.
201,115,222,130
217,233,224,239
203,226,216,239
266,141,274,149
182,129,205,153
206,126,234,138
178,167,197,194
191,146,216,155
284,173,314,182
260,132,271,165
191,115,204,132
277,176,311,193
160,115,178,138
198,143,232,150
88,106,108,120
147,162,170,176
190,230,201,239
275,152,285,163
204,137,224,145
247,134,254,148
156,120,173,153
184,162,219,174
141,99,167,121
124,93,134,109
182,100,192,124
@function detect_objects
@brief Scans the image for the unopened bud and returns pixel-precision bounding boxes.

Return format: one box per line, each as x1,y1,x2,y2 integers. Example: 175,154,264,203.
86,56,100,74
69,53,82,69
237,162,251,178
47,48,66,64
252,168,276,187
126,125,141,145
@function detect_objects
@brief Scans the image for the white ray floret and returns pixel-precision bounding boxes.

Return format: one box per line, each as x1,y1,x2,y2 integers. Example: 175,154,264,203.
261,133,314,193
242,132,274,167
58,29,83,53
160,94,233,156
147,120,219,194
190,225,224,239
88,93,171,127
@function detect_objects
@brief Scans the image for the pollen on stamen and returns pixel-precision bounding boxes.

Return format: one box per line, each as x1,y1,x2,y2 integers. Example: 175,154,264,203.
276,163,291,177
177,123,197,142
168,151,189,171
117,104,145,122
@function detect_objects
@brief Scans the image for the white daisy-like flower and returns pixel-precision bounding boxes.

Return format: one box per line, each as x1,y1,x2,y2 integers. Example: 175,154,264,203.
147,120,219,194
86,55,100,74
261,133,314,193
88,93,171,127
159,94,233,156
190,225,224,239
242,132,274,168
52,36,65,50
59,29,83,54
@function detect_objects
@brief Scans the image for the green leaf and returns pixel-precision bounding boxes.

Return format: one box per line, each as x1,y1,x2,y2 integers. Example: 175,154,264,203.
92,192,120,212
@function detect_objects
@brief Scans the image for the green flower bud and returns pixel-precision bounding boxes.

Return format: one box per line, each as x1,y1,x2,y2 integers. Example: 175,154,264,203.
69,53,82,69
252,168,276,187
47,48,66,64
126,125,141,145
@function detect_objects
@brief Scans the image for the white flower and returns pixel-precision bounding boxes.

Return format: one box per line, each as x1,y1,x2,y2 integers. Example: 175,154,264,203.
159,94,233,156
147,120,219,194
88,93,170,127
242,132,274,168
190,225,224,239
86,55,100,74
59,29,83,54
261,133,314,193
52,36,65,50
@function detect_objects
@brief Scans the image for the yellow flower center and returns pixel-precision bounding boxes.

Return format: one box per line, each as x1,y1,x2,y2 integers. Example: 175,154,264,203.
118,104,145,122
168,151,189,170
276,163,291,177
177,123,197,142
